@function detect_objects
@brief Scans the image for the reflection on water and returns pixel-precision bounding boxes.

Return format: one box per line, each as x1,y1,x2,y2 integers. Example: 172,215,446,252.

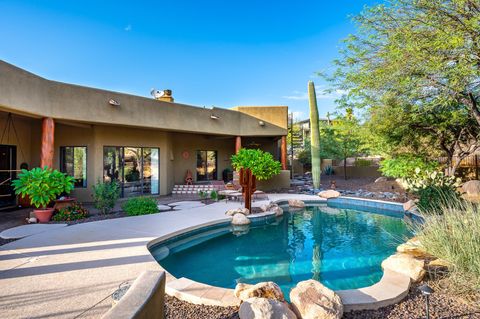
156,205,411,296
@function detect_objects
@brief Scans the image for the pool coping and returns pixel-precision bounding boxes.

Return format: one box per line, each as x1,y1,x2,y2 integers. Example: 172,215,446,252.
150,196,412,311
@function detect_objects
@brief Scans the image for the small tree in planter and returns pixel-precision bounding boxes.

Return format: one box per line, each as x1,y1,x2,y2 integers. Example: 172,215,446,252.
92,180,121,215
12,167,75,223
231,149,281,211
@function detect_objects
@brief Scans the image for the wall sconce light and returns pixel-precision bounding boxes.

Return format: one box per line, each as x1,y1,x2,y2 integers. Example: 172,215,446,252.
259,121,265,126
210,114,220,120
108,99,120,106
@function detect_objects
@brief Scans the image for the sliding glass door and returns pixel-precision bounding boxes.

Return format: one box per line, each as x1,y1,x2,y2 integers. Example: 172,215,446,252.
103,146,159,197
196,150,217,181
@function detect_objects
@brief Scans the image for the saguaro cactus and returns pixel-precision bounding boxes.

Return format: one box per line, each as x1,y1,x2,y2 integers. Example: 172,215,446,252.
308,81,321,189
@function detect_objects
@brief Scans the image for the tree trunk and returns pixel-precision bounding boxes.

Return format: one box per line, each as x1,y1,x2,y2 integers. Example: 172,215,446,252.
344,157,347,180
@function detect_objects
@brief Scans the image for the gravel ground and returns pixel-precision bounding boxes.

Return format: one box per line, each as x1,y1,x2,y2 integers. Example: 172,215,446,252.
163,282,480,319
164,295,239,319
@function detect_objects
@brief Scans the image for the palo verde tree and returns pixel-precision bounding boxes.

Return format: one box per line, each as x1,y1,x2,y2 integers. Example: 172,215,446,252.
231,149,281,211
325,0,480,175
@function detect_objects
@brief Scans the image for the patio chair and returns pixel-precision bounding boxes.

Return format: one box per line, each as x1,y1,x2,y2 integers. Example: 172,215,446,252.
184,169,193,185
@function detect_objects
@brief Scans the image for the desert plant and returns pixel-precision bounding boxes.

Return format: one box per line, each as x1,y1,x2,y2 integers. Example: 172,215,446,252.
404,168,462,214
322,165,334,176
52,202,89,221
413,198,480,294
380,155,439,179
122,197,159,216
210,190,218,202
12,166,75,209
308,81,321,189
92,180,121,215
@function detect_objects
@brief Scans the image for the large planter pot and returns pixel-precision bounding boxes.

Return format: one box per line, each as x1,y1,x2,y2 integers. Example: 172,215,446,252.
34,208,55,223
54,198,76,211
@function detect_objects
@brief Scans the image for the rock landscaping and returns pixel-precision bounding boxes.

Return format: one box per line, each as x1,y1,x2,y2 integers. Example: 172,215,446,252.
234,282,285,302
232,213,251,225
318,190,340,199
239,297,296,319
288,199,305,208
290,280,343,319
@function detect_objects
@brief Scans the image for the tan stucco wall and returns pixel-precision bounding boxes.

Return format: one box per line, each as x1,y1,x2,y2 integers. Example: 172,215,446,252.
257,170,291,191
0,113,33,169
0,61,287,138
231,106,288,130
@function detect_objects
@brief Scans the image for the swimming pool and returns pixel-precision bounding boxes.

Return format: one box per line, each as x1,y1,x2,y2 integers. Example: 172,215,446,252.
150,204,411,296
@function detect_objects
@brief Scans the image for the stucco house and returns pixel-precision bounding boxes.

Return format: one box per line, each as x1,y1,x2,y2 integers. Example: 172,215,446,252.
0,60,289,209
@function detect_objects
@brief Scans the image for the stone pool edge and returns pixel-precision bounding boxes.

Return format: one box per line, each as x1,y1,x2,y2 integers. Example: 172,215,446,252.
148,196,412,311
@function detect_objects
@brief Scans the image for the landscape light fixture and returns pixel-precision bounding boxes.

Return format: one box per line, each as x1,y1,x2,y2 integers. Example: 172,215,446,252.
108,99,120,106
418,283,434,319
259,120,265,126
210,114,220,120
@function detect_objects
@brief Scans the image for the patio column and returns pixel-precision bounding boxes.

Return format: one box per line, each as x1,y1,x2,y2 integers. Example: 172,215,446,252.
40,117,55,168
281,135,287,170
235,136,242,154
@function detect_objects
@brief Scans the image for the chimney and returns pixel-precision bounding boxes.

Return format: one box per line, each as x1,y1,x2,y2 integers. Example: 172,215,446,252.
157,89,174,102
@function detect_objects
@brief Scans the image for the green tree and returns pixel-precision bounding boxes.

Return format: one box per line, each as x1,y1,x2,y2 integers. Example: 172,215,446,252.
325,0,480,175
320,110,363,180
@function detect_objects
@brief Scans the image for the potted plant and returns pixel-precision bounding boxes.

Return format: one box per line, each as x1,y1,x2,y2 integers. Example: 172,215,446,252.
12,167,75,223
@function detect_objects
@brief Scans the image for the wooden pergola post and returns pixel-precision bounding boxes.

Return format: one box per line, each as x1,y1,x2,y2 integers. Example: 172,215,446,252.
40,117,55,168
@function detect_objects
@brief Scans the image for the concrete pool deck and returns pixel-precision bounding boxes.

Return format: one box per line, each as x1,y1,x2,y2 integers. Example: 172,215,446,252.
0,194,319,318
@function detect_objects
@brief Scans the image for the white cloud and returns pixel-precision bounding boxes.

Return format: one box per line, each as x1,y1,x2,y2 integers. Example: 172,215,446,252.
124,24,132,32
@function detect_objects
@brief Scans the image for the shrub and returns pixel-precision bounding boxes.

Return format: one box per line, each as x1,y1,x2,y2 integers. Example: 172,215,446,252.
379,155,438,179
92,180,121,215
122,197,159,216
52,202,89,221
404,169,462,214
210,190,218,201
322,165,334,175
413,199,480,294
12,167,75,209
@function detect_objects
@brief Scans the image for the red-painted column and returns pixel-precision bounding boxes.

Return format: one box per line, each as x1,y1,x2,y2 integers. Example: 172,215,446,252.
235,136,242,154
40,117,55,168
281,136,287,170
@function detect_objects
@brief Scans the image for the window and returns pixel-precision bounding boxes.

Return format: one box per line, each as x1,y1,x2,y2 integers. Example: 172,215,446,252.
196,150,217,181
103,146,159,197
60,146,87,188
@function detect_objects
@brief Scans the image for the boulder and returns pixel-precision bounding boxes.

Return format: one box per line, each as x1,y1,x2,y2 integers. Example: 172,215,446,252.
375,177,388,183
396,238,431,259
428,258,452,268
288,199,305,208
381,253,425,282
462,180,480,196
272,206,284,217
260,204,270,212
239,297,297,319
27,217,37,224
318,190,341,199
403,200,417,212
226,208,250,216
235,282,284,302
289,280,343,319
232,213,251,226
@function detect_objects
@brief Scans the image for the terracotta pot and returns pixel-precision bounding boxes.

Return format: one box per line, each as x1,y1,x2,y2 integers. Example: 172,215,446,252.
34,208,55,223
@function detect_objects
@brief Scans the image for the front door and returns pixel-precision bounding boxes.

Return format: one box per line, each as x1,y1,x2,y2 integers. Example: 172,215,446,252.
0,145,17,209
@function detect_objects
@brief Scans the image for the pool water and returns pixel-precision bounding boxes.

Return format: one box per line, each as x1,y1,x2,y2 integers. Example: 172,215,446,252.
151,204,411,296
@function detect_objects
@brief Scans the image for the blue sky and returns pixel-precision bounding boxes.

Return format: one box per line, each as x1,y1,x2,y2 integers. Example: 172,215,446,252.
0,0,379,121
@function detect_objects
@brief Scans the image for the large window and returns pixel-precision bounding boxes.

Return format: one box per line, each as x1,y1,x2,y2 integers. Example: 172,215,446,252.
196,150,217,181
60,146,87,188
103,146,159,197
